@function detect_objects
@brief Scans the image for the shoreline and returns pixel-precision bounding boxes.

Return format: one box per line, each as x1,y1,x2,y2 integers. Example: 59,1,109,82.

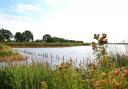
4,42,90,48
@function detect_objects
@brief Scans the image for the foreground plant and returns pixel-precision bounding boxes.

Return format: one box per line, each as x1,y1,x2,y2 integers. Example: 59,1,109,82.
0,34,128,89
84,34,128,89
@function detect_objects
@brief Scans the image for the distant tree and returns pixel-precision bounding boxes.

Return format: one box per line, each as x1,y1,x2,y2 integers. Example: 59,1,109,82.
35,39,43,42
0,28,13,41
14,32,23,42
0,33,4,41
43,34,52,42
22,30,33,42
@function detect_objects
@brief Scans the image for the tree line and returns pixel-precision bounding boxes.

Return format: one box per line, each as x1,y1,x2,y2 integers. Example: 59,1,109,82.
0,28,84,43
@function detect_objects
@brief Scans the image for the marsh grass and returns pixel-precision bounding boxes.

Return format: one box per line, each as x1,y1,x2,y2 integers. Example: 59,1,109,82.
1,35,128,89
0,44,26,61
5,42,90,48
0,43,12,52
0,54,128,89
1,53,128,89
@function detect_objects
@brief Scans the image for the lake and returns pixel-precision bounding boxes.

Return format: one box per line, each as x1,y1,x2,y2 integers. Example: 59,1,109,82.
12,46,94,67
0,45,127,67
11,44,128,67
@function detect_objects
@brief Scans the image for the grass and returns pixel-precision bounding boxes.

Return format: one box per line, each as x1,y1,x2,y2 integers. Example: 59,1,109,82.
1,40,128,89
0,43,12,52
0,62,87,89
4,42,90,48
0,43,26,62
0,54,128,89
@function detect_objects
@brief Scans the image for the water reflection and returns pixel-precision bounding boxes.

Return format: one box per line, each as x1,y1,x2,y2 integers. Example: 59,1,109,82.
0,45,127,67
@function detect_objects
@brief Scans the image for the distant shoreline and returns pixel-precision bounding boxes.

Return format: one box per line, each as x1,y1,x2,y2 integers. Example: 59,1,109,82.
3,42,90,48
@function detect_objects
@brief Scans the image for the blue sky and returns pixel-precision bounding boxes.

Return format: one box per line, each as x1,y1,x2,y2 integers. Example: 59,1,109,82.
0,0,128,42
0,0,67,18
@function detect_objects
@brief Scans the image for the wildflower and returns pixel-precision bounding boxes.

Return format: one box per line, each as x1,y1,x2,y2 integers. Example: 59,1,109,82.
93,80,101,88
121,67,127,70
122,69,128,76
114,69,120,76
102,33,107,39
94,34,100,40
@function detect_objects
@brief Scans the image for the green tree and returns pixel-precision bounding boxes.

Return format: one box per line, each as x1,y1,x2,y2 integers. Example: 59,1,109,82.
14,32,23,42
43,34,52,42
0,33,4,41
22,30,33,42
0,28,13,41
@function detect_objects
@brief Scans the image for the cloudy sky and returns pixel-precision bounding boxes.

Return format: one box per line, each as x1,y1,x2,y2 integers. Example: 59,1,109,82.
0,0,128,42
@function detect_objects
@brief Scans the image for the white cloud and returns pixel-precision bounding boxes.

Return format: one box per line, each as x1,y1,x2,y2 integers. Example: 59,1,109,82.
15,3,42,13
45,0,65,6
0,12,36,35
38,0,128,42
68,0,128,16
1,0,128,42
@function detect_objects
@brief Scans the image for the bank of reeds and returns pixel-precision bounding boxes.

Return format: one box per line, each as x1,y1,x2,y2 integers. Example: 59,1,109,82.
1,34,128,89
4,42,90,48
0,44,26,61
0,53,128,89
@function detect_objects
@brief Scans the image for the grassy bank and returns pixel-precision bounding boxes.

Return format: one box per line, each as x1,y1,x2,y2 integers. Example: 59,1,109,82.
0,53,128,89
4,42,90,48
0,43,25,61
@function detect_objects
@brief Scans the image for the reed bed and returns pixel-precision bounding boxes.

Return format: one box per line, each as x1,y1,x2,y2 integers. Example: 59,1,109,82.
0,53,128,89
0,44,26,62
4,42,90,48
1,35,128,89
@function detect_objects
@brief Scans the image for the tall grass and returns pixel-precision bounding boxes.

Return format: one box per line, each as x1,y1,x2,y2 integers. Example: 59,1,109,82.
0,44,25,61
0,54,128,89
4,42,90,48
0,43,12,52
0,62,87,89
1,34,128,89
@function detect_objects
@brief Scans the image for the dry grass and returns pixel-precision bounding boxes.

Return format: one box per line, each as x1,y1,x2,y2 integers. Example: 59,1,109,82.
0,44,26,61
0,43,12,52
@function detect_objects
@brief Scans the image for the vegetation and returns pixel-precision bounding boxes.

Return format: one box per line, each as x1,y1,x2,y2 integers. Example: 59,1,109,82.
0,28,84,44
0,44,25,61
0,28,13,41
4,42,88,48
0,33,128,89
43,34,52,42
42,34,84,43
22,30,33,42
0,43,12,52
0,28,86,47
0,53,128,89
14,32,23,42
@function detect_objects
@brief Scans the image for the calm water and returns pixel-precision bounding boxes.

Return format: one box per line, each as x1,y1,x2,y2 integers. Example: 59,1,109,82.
12,45,128,66
13,46,94,67
0,45,127,67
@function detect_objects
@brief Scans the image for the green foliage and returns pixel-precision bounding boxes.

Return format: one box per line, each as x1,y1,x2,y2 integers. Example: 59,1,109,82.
1,53,128,89
0,62,88,89
0,32,4,41
0,28,13,41
42,34,84,43
22,30,33,42
5,42,87,48
43,34,52,42
1,33,128,89
14,32,23,42
0,28,85,43
0,43,12,52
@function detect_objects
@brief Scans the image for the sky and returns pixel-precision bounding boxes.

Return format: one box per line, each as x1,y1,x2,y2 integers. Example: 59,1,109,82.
0,0,128,42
